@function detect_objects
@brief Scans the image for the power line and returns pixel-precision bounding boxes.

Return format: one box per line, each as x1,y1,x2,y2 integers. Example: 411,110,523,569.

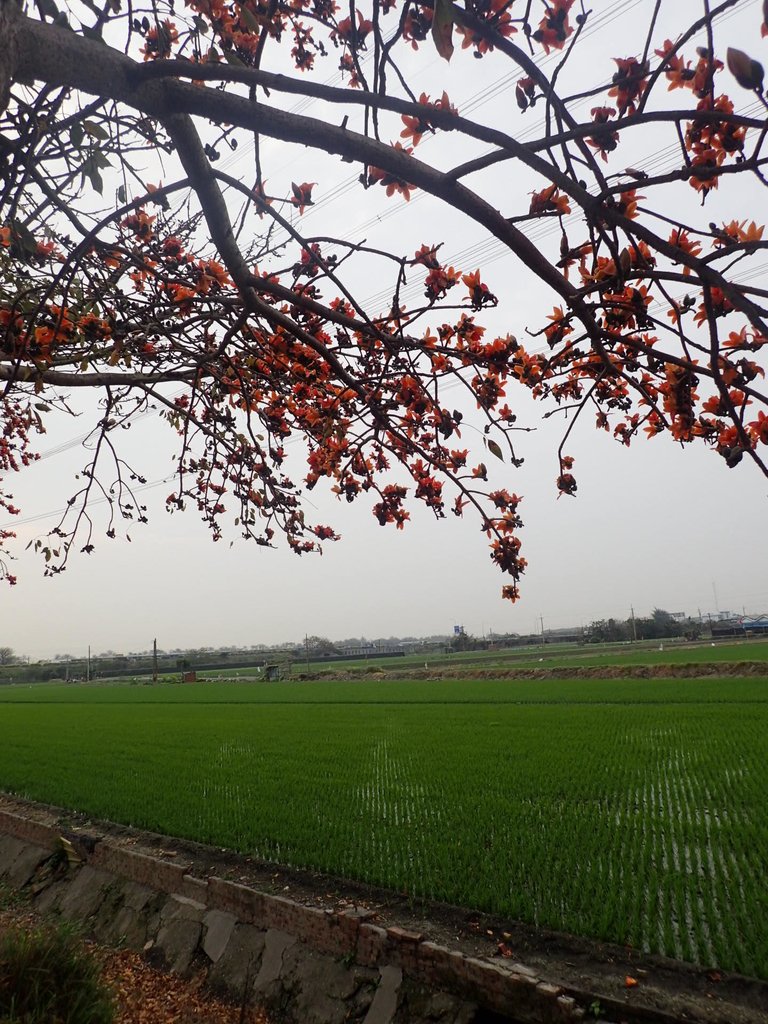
1,477,173,530
217,0,646,240
357,98,765,312
270,0,746,238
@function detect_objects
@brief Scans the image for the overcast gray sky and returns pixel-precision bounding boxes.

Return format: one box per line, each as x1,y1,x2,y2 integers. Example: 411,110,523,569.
2,0,767,659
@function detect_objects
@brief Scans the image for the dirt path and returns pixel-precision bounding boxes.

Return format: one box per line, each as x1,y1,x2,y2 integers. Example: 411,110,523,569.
289,660,768,681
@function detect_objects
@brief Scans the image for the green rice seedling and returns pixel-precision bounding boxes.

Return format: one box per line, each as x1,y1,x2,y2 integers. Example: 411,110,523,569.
0,677,766,977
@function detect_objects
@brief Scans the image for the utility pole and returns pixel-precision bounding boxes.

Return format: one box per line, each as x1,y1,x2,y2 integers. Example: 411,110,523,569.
540,615,545,646
305,634,310,672
630,606,637,643
86,645,91,683
152,638,158,683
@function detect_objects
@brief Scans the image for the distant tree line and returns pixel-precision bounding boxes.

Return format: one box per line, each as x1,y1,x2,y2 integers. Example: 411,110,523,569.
583,609,701,644
448,609,704,653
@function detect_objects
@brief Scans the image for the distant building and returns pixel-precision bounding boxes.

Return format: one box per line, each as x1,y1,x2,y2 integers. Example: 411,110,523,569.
741,615,768,634
338,642,403,657
710,614,768,638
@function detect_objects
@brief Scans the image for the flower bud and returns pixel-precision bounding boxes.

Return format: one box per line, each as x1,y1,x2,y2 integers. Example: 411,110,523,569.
726,48,764,90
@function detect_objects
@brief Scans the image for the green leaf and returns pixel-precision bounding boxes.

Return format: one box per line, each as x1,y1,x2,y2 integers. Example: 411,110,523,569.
487,439,504,461
431,0,454,62
116,184,126,204
224,49,245,66
85,161,104,194
70,122,84,149
83,120,109,141
10,219,38,256
238,5,260,32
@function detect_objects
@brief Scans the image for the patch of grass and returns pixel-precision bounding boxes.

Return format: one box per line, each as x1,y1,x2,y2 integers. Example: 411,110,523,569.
0,920,114,1024
0,885,28,914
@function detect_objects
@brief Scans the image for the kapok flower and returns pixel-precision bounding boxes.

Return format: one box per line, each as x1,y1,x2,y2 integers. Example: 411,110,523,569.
290,182,317,215
142,19,179,61
532,0,575,55
749,410,768,444
608,57,649,115
529,184,570,217
334,10,373,47
367,143,416,200
654,40,694,91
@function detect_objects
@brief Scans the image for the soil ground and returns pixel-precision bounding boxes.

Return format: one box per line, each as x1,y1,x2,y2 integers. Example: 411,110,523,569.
1,793,766,1024
285,661,768,681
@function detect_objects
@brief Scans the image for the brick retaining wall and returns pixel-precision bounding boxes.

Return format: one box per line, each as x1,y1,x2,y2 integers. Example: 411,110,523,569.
0,805,585,1023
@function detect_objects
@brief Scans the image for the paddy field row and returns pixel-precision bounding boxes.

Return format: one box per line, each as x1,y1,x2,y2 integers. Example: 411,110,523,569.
0,676,766,978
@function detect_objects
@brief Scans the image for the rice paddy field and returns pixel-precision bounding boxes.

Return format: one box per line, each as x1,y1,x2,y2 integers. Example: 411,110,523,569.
1,670,767,978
